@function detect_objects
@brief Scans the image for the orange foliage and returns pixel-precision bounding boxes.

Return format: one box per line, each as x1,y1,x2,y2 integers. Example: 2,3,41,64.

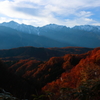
42,47,100,95
6,47,100,98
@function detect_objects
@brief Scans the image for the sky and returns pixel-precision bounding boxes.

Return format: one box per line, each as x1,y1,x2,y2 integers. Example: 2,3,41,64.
0,0,100,27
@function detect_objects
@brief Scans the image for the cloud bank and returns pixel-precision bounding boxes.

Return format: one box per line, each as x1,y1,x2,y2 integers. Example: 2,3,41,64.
0,0,100,27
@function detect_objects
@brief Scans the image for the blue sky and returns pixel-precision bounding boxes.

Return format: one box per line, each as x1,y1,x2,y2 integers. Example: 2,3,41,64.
0,0,100,27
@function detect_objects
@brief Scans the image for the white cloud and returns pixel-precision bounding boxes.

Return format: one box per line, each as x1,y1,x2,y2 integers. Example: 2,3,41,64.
0,17,10,23
0,0,100,27
76,11,93,17
64,17,97,27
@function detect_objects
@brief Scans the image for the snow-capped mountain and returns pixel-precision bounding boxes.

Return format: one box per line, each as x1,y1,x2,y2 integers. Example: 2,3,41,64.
0,21,69,35
73,25,100,33
0,21,100,49
1,21,100,35
41,24,67,30
0,21,38,34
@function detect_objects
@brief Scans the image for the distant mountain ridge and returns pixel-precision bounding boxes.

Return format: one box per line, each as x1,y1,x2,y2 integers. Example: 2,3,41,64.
0,21,68,35
1,21,100,35
0,21,100,49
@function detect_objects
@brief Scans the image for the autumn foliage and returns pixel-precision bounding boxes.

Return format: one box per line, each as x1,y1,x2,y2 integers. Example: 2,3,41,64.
0,47,100,99
42,47,100,99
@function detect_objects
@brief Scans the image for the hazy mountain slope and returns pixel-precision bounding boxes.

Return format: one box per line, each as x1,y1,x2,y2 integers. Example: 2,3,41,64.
0,26,72,49
39,24,100,48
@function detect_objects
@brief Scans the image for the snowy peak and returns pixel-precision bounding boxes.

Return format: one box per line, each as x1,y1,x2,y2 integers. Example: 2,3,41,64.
73,25,100,33
41,24,68,31
1,21,20,29
0,21,38,34
0,21,100,36
43,24,65,28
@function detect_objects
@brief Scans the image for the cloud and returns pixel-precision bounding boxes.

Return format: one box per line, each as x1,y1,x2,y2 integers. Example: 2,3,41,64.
0,0,100,27
64,18,96,27
76,11,93,17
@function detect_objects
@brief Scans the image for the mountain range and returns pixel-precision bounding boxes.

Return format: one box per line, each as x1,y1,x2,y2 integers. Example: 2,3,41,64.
1,21,100,34
0,21,100,49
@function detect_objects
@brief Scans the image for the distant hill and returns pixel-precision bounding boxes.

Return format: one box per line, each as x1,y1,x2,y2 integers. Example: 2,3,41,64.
0,46,93,61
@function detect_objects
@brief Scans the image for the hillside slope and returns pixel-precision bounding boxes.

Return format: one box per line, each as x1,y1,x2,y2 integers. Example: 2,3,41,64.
7,47,94,87
1,47,100,100
0,46,93,61
0,60,36,99
42,47,100,98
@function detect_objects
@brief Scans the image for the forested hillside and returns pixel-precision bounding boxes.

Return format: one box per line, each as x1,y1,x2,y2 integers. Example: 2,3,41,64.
0,47,99,100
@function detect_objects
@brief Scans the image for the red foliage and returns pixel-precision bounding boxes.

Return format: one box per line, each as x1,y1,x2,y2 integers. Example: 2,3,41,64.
5,47,100,99
42,47,100,94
